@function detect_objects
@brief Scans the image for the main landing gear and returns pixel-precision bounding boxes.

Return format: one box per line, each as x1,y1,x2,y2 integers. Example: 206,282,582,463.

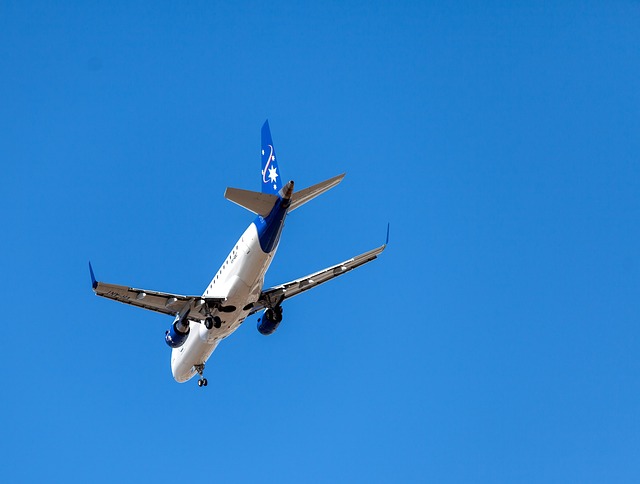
204,316,223,330
195,364,208,387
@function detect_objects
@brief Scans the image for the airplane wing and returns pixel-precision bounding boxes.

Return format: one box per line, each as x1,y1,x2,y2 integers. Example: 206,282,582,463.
89,263,225,322
250,239,387,315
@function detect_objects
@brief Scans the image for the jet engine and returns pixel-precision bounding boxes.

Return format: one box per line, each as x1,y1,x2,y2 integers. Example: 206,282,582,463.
257,307,283,336
165,315,190,348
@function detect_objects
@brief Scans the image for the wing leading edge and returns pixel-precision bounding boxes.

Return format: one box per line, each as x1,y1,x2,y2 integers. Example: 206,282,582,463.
250,228,388,315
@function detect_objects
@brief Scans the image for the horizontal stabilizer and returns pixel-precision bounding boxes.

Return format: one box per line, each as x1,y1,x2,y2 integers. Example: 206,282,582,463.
288,173,345,212
225,187,278,216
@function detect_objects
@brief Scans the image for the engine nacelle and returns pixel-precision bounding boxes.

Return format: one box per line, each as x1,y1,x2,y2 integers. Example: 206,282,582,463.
257,307,282,336
165,316,190,348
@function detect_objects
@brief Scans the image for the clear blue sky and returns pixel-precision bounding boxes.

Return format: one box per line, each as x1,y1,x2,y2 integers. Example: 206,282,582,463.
2,1,639,482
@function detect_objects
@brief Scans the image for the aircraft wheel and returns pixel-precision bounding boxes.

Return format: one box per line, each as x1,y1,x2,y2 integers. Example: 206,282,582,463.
204,318,213,330
202,378,208,386
198,379,203,387
213,316,222,329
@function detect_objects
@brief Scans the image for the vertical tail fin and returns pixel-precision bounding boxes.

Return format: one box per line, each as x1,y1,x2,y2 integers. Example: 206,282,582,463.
261,120,283,195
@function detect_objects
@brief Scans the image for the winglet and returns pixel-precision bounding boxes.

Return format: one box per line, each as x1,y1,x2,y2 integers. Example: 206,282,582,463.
89,261,98,290
385,223,390,246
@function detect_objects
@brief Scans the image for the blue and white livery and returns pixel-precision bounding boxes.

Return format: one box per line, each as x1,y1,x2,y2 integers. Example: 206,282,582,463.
90,120,387,387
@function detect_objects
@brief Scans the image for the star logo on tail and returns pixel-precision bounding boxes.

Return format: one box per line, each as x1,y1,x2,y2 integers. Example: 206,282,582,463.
268,166,278,184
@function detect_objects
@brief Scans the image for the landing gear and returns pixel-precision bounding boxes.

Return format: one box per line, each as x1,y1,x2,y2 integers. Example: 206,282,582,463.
195,363,207,388
204,316,223,330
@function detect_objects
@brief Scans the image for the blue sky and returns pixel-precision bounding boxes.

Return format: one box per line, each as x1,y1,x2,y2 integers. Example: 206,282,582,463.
2,1,639,482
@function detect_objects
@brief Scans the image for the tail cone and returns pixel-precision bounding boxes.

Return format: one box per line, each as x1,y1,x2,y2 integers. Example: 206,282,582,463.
280,180,294,200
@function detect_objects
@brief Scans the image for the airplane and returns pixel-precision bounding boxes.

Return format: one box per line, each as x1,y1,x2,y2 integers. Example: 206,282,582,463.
89,120,387,387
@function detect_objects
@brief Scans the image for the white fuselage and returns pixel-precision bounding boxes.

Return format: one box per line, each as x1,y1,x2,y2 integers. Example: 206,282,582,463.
170,222,276,382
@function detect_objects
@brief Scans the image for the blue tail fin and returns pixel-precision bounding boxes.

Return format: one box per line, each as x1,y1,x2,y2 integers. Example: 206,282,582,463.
261,120,283,195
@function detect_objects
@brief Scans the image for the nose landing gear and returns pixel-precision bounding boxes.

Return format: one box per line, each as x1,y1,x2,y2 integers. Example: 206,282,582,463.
194,364,208,387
